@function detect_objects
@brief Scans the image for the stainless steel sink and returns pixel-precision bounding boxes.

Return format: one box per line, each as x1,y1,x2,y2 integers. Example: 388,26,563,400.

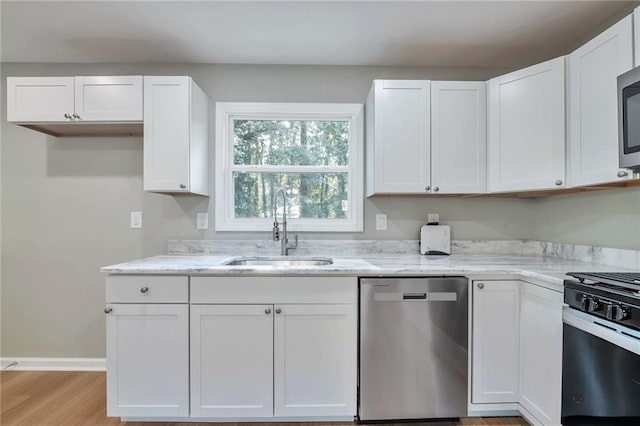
223,256,333,266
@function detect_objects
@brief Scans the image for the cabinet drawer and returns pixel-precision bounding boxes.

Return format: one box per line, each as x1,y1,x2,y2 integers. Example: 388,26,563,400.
106,275,188,303
191,276,357,304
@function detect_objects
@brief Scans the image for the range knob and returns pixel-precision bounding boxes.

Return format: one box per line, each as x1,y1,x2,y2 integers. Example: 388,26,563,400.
606,304,630,321
580,295,601,313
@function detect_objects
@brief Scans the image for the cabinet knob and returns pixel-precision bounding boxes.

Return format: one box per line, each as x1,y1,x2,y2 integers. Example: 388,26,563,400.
72,113,80,120
140,287,149,294
477,283,484,289
433,186,440,192
618,170,629,178
425,186,431,191
265,308,271,315
104,307,113,314
180,184,186,189
555,180,563,186
275,308,282,315
64,113,72,119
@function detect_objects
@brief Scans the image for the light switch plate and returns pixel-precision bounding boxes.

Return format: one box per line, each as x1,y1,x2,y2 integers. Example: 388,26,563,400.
376,213,388,231
197,212,209,230
130,211,142,229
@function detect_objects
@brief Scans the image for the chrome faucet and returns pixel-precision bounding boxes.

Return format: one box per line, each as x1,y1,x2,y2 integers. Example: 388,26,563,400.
272,188,298,256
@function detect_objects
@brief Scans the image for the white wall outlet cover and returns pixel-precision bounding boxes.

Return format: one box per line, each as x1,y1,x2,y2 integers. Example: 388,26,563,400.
197,212,209,230
375,213,388,231
428,213,440,224
130,211,142,229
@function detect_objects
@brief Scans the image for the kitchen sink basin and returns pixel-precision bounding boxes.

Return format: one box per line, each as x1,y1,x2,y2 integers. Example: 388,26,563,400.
223,256,334,266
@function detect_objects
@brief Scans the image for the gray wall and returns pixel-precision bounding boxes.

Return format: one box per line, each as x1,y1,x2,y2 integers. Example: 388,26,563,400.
532,187,640,251
1,62,635,359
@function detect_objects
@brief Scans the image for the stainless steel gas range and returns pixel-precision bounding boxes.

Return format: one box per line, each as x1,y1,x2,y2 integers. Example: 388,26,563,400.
562,272,640,425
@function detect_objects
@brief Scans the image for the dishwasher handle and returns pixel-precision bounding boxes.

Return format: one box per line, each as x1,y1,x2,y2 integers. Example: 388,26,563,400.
403,293,427,300
373,292,458,302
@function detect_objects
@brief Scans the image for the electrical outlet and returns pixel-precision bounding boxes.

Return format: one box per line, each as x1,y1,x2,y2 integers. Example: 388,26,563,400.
376,213,388,231
428,213,440,224
197,212,209,230
130,211,142,229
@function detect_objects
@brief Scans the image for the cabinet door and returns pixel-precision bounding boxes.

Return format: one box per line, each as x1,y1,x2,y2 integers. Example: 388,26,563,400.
274,304,357,417
431,81,487,193
472,280,520,404
143,76,191,192
519,284,563,425
369,80,431,194
190,304,273,417
106,304,189,417
7,77,74,122
74,76,143,121
488,57,566,192
569,16,633,187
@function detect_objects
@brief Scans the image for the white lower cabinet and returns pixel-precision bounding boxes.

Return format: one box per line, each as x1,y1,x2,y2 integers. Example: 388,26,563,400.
190,304,274,417
105,303,189,417
471,280,520,404
188,276,358,419
519,282,563,426
274,304,357,417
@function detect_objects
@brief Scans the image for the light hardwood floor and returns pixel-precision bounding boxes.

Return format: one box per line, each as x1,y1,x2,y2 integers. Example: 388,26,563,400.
1,371,529,426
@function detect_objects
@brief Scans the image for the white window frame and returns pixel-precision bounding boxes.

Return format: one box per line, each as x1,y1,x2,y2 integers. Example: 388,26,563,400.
215,102,364,232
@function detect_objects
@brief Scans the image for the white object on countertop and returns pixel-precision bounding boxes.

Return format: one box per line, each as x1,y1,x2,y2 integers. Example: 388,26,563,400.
420,225,450,255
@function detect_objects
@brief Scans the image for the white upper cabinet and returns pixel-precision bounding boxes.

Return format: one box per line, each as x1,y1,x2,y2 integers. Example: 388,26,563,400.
7,77,75,122
568,15,633,187
143,76,210,196
431,81,487,193
488,57,566,192
635,7,640,67
7,76,142,123
366,80,431,195
366,79,487,196
74,76,143,121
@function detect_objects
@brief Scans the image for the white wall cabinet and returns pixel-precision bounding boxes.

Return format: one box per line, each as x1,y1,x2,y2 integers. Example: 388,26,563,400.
431,81,487,193
274,304,356,417
7,76,142,123
143,76,210,196
105,275,190,418
190,304,274,418
518,282,563,426
471,280,520,404
568,15,634,187
366,79,487,195
366,80,431,195
488,57,566,192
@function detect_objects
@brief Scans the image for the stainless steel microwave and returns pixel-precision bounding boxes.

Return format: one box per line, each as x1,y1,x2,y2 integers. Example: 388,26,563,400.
618,67,640,171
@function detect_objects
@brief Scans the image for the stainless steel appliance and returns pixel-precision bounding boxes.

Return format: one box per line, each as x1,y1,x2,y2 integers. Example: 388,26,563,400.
618,67,640,171
359,277,468,421
562,272,640,425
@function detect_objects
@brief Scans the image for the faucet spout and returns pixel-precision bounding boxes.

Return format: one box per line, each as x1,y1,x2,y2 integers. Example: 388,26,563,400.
272,188,297,256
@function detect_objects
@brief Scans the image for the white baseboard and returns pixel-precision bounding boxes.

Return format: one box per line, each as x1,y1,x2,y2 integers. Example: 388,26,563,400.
1,357,106,371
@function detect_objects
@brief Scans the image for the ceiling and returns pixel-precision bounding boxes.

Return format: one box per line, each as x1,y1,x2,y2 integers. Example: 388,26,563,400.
1,1,636,68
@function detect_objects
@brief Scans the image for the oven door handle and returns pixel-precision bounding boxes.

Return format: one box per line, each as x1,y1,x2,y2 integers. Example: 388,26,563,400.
563,307,640,356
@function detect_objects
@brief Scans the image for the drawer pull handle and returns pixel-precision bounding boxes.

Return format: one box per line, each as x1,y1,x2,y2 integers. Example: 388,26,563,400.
265,308,271,315
140,287,149,294
275,308,282,315
104,307,113,314
477,283,485,289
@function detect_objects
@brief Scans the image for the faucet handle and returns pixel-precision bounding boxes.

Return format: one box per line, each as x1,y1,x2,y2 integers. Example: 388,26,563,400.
272,222,280,241
287,234,298,250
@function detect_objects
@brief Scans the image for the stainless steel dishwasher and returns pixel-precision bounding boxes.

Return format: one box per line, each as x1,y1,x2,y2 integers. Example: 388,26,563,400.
359,277,468,421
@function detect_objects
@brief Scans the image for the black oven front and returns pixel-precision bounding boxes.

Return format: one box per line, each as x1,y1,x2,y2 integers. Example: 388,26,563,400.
562,302,640,425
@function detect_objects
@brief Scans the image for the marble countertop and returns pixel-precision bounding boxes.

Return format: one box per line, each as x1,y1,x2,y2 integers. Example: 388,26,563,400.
101,253,634,289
